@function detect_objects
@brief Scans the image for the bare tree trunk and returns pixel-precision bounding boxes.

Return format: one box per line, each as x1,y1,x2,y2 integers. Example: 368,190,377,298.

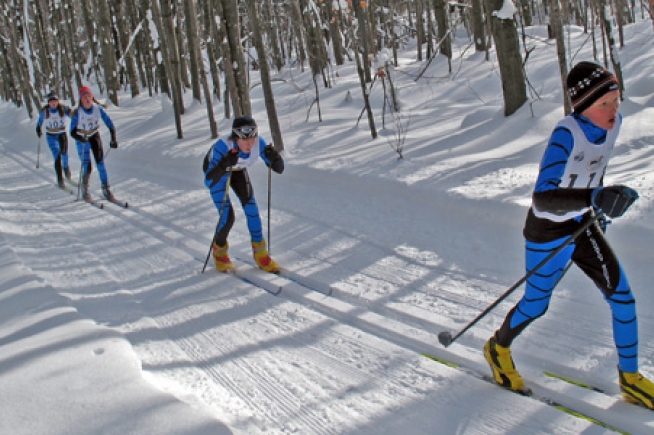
114,0,140,98
263,0,285,71
151,0,184,138
548,0,571,115
484,0,527,116
433,0,453,61
349,17,377,139
598,0,626,93
221,0,251,116
187,0,217,137
183,0,202,102
471,0,488,52
245,0,284,150
353,0,373,82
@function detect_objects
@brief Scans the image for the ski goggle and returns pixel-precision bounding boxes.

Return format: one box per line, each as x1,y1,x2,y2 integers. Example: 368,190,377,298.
233,125,258,139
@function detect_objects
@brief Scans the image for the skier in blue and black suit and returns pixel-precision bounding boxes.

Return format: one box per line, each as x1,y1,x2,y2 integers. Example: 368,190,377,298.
70,86,119,202
36,92,73,189
483,61,654,409
203,116,284,274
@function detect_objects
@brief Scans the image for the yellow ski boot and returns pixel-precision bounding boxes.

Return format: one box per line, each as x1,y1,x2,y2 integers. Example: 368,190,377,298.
252,239,279,274
212,241,235,273
484,336,527,392
619,369,654,409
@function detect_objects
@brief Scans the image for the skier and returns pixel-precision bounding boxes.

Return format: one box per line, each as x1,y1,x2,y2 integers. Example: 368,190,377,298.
483,61,654,409
36,92,73,189
69,86,119,202
203,116,284,273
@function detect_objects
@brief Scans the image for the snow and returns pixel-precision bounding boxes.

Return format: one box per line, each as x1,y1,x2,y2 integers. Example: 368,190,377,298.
2,18,654,435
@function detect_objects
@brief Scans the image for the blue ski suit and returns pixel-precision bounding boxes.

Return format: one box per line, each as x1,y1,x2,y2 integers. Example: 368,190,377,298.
70,104,116,187
203,135,284,246
37,104,72,181
494,112,639,373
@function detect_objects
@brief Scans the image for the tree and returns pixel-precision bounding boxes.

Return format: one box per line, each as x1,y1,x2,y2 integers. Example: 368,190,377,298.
484,0,527,116
245,0,284,150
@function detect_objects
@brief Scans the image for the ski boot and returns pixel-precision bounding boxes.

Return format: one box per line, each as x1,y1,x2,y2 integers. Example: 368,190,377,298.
56,175,66,190
102,184,116,201
483,336,526,392
64,167,76,185
619,368,654,409
81,171,92,202
212,241,235,273
252,239,279,274
81,184,92,202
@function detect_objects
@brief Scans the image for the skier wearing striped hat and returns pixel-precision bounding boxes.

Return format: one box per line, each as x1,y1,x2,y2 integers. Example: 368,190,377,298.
484,61,654,409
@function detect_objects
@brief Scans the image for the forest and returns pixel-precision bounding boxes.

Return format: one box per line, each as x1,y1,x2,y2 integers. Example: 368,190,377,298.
1,0,653,145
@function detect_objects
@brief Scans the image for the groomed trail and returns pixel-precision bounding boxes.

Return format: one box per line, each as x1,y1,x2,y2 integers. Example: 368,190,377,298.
2,127,653,434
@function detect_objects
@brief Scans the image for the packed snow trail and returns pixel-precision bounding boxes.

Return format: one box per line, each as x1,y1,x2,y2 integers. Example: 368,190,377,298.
3,129,654,434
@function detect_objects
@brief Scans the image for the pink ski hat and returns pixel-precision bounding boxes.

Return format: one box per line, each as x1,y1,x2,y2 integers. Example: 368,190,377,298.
79,86,93,99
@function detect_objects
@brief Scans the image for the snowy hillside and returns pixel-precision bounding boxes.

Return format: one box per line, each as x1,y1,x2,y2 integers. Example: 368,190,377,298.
1,19,654,435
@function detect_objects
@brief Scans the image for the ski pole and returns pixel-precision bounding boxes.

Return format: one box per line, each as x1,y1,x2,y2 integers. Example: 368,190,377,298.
438,213,602,348
267,166,272,255
76,158,85,201
36,137,41,168
201,169,233,273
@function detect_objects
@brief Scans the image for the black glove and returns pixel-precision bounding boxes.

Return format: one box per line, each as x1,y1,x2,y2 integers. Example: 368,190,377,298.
110,130,118,148
36,125,42,138
71,128,87,142
218,148,239,169
264,144,280,161
264,144,284,174
591,185,638,218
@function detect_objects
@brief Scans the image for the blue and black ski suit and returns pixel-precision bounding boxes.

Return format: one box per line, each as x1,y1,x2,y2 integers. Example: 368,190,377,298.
37,104,72,183
70,104,116,189
203,135,284,247
494,112,640,373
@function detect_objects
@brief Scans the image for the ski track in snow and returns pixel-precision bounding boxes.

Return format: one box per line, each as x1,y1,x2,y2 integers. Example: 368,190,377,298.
5,134,654,434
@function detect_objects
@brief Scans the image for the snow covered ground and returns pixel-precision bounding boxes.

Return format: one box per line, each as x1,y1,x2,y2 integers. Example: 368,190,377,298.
1,18,654,435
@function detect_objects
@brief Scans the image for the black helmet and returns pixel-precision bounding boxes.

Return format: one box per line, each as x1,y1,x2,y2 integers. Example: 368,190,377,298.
232,116,258,139
47,91,59,102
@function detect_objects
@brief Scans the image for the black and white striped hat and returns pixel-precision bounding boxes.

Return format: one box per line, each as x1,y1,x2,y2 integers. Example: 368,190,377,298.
567,61,619,114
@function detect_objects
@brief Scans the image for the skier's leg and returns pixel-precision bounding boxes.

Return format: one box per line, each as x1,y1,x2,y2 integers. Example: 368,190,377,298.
210,174,235,247
90,135,109,186
571,224,653,408
59,134,71,179
486,237,573,391
230,170,278,272
230,170,263,242
47,135,64,187
209,174,235,271
495,237,574,346
77,140,92,199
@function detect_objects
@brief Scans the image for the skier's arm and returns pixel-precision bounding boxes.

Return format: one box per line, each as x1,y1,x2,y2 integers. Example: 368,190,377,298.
97,106,118,147
531,127,593,214
98,107,116,131
36,110,45,137
204,141,238,187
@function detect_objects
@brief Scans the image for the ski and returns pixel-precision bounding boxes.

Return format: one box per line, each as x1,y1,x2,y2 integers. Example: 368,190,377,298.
107,198,129,208
55,184,75,195
77,197,104,209
421,353,630,435
66,177,79,187
543,370,606,394
234,255,333,296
